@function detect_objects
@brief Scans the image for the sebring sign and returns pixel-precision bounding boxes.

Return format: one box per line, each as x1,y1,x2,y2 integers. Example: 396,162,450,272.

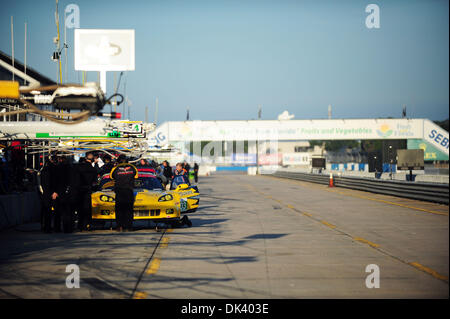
148,118,448,157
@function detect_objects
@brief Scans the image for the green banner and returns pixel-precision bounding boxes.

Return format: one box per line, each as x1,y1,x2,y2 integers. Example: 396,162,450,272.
407,139,449,161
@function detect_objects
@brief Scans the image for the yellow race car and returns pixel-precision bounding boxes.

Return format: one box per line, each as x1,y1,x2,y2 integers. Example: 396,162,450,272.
169,172,200,214
91,169,193,228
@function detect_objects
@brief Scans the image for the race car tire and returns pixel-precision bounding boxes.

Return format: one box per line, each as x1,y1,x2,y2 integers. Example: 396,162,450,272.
182,216,192,227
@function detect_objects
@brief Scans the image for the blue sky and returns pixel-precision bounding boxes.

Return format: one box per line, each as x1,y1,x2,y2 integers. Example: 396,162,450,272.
1,0,448,123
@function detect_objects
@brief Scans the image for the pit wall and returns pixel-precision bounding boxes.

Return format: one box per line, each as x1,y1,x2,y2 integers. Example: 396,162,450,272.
200,164,448,184
0,192,41,230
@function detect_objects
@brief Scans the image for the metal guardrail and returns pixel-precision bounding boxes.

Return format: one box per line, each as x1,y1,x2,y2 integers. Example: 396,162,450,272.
265,171,449,205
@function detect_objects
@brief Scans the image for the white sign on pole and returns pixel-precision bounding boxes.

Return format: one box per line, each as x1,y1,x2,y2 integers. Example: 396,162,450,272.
74,29,135,71
74,29,135,94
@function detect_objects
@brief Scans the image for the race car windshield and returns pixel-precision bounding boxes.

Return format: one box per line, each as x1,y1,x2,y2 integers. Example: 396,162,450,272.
171,174,190,189
134,177,164,190
100,176,163,190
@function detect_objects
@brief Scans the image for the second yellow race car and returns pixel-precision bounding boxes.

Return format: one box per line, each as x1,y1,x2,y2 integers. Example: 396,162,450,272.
91,169,194,228
169,172,200,213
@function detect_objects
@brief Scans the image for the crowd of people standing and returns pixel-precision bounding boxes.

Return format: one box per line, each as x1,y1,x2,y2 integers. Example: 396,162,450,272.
40,152,102,233
38,152,200,233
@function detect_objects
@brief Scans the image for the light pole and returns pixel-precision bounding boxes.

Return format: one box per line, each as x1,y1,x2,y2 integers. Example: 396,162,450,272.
256,105,261,174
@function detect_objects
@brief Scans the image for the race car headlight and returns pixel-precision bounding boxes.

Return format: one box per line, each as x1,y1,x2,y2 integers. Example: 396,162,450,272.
100,195,115,202
158,194,173,202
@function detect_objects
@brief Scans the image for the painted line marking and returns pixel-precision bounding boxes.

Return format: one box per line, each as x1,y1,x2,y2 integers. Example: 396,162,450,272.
409,262,449,282
243,176,449,284
129,229,167,299
320,220,336,229
146,257,161,275
160,237,170,249
133,291,147,299
353,237,380,248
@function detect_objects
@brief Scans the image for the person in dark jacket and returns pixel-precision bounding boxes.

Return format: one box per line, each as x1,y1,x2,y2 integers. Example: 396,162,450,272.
162,161,171,176
76,154,98,231
88,152,102,176
150,160,159,169
55,155,81,233
136,158,151,169
111,155,138,232
50,155,73,232
162,161,172,180
182,161,190,175
158,161,171,189
193,163,199,183
100,154,114,176
40,156,57,233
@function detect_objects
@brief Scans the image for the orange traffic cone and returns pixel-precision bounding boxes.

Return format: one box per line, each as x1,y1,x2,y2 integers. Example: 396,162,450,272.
328,173,334,187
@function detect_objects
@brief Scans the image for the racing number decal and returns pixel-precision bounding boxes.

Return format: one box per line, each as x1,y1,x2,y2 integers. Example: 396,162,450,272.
180,199,188,212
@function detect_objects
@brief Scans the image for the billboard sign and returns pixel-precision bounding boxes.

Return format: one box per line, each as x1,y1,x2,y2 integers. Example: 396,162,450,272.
312,157,326,168
397,149,424,170
407,139,449,161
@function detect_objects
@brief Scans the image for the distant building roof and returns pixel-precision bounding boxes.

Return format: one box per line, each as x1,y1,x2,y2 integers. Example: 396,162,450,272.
0,50,55,87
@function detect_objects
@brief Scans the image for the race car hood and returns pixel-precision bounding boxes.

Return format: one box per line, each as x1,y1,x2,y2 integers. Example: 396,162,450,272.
93,189,176,202
134,189,174,203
